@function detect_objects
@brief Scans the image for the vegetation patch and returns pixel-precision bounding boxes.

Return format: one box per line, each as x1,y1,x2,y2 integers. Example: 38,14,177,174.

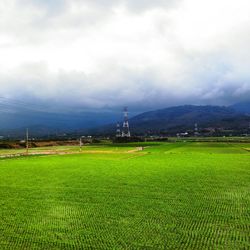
0,142,249,249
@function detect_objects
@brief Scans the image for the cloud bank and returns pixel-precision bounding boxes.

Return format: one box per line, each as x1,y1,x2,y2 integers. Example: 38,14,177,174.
1,0,250,112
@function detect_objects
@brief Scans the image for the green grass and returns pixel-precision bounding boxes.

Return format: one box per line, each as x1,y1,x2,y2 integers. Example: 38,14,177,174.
0,142,249,249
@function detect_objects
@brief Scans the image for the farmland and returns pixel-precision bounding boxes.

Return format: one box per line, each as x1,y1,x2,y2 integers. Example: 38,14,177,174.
0,142,249,249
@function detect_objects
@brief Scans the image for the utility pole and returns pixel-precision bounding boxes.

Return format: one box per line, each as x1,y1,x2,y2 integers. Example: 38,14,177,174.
26,128,29,155
79,136,82,151
79,136,85,151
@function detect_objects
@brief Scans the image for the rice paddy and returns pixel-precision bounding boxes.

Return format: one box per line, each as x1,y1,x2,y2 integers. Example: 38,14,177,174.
0,142,249,249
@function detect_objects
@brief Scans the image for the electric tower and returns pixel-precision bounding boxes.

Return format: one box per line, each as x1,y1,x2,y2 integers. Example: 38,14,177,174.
194,123,199,136
122,107,131,137
116,122,121,137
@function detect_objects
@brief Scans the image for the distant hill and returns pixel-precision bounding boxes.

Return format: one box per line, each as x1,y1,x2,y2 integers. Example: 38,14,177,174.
1,103,250,138
230,102,250,114
91,105,250,136
0,110,121,138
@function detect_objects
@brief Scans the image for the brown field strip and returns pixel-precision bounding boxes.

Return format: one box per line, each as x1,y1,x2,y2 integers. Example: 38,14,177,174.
0,148,145,159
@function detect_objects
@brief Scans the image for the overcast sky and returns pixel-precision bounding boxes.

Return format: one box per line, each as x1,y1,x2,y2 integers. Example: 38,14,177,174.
1,0,250,112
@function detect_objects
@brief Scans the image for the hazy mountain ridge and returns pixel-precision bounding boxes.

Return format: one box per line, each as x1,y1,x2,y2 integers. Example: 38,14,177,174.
90,104,250,136
230,102,250,114
0,110,121,138
0,103,249,138
127,105,250,135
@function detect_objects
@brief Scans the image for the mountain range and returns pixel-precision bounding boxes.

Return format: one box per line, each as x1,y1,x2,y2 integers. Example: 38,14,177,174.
88,103,250,136
0,102,249,138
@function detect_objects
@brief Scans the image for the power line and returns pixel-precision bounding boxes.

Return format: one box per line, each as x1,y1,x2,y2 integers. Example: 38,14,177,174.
0,96,90,123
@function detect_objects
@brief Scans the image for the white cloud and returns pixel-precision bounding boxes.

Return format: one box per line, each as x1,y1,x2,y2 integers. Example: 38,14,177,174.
0,0,250,111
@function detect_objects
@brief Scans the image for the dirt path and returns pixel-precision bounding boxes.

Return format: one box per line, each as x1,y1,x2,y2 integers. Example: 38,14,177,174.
0,147,145,159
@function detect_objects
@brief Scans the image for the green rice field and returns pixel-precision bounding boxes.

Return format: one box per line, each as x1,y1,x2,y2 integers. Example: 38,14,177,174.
0,142,249,249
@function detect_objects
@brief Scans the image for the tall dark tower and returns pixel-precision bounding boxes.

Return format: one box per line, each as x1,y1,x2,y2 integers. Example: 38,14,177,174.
122,107,131,137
